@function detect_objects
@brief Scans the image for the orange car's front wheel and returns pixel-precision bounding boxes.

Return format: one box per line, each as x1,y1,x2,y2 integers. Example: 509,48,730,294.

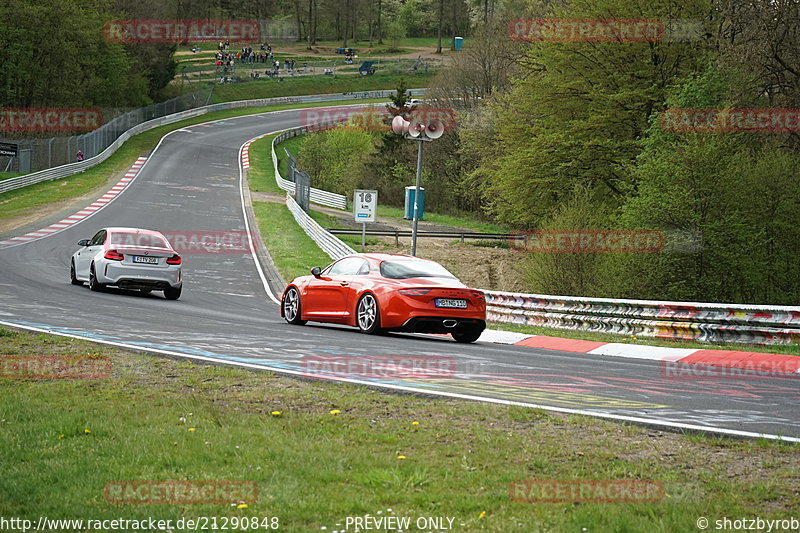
283,287,307,325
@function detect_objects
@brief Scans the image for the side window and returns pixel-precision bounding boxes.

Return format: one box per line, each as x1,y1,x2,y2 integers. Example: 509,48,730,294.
355,259,370,275
90,230,106,246
328,257,367,276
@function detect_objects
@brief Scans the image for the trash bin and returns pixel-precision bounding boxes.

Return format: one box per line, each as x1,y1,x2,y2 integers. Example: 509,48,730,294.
453,37,463,51
404,186,425,220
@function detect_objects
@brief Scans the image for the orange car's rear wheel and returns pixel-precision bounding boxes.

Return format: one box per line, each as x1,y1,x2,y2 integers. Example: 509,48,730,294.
357,293,381,334
452,328,482,343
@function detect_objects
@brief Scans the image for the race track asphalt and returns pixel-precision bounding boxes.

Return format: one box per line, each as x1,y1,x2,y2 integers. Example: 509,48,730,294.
1,108,797,440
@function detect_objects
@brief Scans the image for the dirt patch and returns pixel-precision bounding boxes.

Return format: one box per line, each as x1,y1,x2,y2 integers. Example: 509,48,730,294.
375,239,525,292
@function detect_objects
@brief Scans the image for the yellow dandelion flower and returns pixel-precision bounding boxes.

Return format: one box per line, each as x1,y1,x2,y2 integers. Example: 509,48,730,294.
83,429,91,434
237,503,248,509
329,409,341,415
411,421,419,426
397,455,406,460
479,511,486,519
187,427,196,432
270,411,282,416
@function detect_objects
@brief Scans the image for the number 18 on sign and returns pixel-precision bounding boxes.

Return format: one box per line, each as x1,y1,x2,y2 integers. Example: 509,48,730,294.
354,189,377,252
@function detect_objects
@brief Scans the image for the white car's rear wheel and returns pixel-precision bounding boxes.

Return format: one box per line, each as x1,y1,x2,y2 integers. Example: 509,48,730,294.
164,286,181,300
70,260,82,286
89,264,104,292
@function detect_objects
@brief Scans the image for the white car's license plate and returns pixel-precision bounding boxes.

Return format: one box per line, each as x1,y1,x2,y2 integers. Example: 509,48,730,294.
435,298,467,309
132,256,158,264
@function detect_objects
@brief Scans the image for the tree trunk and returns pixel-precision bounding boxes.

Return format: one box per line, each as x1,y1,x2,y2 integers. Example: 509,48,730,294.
307,0,313,49
312,0,318,44
436,0,444,53
342,0,349,47
377,0,383,44
368,0,374,47
295,0,302,42
451,0,458,48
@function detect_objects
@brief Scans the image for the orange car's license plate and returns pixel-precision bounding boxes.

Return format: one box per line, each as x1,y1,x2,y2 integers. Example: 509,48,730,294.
435,298,467,309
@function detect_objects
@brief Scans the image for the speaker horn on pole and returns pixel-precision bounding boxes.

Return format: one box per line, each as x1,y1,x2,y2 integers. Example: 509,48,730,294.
391,116,410,134
425,120,445,139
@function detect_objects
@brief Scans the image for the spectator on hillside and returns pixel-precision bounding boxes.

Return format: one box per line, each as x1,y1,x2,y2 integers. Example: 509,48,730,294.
76,150,84,162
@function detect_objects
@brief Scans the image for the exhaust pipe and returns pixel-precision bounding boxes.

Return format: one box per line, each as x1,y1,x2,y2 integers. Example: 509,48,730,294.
443,319,458,328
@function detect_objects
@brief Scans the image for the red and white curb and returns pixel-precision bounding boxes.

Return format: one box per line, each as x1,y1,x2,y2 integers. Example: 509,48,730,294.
478,329,800,374
241,133,271,169
0,156,147,250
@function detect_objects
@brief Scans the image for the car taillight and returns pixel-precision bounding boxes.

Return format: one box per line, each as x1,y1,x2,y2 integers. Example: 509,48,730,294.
104,250,124,261
398,288,431,295
166,254,182,265
471,291,485,300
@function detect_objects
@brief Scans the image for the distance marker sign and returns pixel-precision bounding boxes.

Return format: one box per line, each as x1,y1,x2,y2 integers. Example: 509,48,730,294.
354,189,377,223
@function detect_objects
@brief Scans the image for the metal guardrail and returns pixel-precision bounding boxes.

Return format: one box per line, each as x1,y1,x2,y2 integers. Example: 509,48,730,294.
329,228,521,244
272,128,350,209
0,108,208,195
484,291,800,345
0,89,214,173
1,88,425,197
285,193,355,260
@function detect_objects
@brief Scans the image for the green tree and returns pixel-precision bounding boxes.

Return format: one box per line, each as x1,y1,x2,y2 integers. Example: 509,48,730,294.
609,66,800,304
475,0,712,227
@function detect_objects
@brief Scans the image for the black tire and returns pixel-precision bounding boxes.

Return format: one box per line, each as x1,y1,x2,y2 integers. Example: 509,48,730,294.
70,260,82,285
164,286,182,300
452,328,482,343
282,286,306,325
356,293,381,334
88,264,104,292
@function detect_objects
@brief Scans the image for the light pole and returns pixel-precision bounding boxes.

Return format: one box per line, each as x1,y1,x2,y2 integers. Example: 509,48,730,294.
391,113,444,256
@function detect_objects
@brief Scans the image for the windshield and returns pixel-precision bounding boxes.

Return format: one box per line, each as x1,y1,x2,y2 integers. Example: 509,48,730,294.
379,259,456,280
109,232,169,249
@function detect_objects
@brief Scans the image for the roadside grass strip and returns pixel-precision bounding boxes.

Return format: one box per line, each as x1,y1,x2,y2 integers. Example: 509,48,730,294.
0,157,147,250
0,326,798,531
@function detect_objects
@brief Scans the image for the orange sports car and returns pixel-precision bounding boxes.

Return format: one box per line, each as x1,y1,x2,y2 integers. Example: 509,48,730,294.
280,253,486,343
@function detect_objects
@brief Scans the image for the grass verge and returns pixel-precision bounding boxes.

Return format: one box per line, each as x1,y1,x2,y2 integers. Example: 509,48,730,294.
0,326,797,531
253,202,333,280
